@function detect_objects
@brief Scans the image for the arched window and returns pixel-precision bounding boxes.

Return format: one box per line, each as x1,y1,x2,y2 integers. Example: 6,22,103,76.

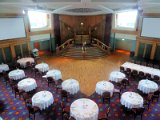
28,11,48,29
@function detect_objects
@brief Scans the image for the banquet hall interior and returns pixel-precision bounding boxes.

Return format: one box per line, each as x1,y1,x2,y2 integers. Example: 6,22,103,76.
0,0,160,120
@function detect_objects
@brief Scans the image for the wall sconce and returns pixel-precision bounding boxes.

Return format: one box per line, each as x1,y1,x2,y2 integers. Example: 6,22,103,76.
80,22,84,26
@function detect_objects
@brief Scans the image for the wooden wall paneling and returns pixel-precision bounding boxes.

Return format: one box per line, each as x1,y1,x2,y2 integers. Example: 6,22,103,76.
0,49,4,63
150,43,157,60
2,48,6,62
145,43,152,59
138,42,145,58
104,14,112,46
53,14,61,46
135,40,140,57
154,44,160,61
14,45,21,58
20,44,23,57
27,42,31,55
10,45,16,59
143,43,147,58
4,47,12,62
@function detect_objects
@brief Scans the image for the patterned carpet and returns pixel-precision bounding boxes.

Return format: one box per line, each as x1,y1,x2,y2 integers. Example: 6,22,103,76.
0,68,160,120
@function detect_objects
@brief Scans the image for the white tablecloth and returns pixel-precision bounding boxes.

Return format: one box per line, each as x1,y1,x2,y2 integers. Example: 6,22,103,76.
0,64,9,73
70,98,99,120
17,57,34,68
62,79,79,95
32,91,54,110
109,71,126,83
43,69,62,81
121,62,160,77
35,63,49,72
17,78,37,92
120,92,144,109
138,79,158,94
95,81,114,96
8,69,25,80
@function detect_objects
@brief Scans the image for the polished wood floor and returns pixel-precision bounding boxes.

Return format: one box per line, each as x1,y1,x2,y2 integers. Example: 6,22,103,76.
40,50,130,96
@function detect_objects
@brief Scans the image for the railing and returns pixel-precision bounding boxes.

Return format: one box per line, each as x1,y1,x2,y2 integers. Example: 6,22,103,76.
91,38,111,54
56,39,74,55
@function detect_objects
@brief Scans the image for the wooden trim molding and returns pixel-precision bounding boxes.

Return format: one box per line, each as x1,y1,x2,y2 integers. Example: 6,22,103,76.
137,36,160,43
29,30,52,36
143,13,160,17
111,29,138,35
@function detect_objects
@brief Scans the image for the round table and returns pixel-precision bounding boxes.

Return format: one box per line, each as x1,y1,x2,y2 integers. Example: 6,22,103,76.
8,69,25,80
138,79,158,94
0,64,9,73
70,98,99,120
17,57,34,68
120,92,144,109
62,79,79,95
17,78,37,92
32,91,54,110
109,71,126,83
95,81,114,96
44,69,62,81
35,63,49,73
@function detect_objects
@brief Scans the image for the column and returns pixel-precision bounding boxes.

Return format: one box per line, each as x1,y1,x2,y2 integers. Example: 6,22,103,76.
150,43,156,60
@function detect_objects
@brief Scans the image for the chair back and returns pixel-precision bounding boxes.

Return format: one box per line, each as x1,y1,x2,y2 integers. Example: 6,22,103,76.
47,77,54,82
120,66,125,72
153,64,159,69
132,70,138,74
136,107,145,115
126,68,131,72
14,85,19,92
139,71,144,76
153,75,159,81
61,90,68,97
146,73,151,79
154,90,160,96
26,103,34,113
26,61,31,66
102,91,110,98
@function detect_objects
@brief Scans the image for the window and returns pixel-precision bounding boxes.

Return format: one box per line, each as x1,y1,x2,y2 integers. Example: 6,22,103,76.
115,10,138,29
28,11,48,29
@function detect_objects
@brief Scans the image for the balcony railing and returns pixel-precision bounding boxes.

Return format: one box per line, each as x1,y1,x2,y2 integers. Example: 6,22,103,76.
91,38,110,54
56,39,74,55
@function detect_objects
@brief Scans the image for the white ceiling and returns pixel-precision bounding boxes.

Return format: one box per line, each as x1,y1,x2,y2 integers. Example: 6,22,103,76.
0,0,160,15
